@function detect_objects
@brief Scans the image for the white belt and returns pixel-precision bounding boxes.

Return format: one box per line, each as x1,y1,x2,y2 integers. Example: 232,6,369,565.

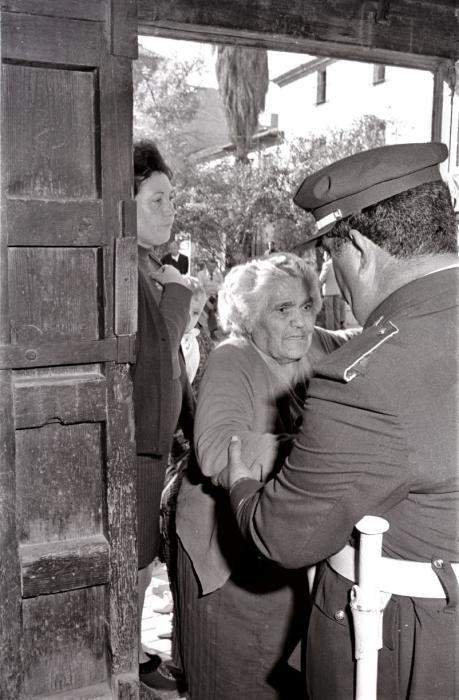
328,544,459,599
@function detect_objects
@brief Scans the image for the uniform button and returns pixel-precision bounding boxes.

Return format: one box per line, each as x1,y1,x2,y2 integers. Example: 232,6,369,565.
334,609,345,621
433,559,444,569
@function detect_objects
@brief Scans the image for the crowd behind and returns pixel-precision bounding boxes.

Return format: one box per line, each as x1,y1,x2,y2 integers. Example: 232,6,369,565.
132,138,458,699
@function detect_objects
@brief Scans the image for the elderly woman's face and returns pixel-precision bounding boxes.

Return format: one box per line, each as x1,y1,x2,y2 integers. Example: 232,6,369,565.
251,277,315,364
136,172,175,248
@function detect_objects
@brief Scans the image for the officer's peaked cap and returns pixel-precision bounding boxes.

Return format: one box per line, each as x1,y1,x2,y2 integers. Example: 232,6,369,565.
294,142,448,243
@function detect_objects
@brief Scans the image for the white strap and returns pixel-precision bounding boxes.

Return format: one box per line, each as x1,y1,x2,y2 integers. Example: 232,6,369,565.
328,544,458,598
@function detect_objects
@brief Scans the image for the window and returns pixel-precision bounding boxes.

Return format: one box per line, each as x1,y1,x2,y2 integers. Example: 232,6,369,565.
316,69,327,104
373,64,386,84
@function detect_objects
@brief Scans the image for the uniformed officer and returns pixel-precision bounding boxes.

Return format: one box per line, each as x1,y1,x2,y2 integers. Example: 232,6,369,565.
219,142,459,698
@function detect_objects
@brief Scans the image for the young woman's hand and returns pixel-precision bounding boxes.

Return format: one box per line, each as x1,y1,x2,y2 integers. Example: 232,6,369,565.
150,264,190,288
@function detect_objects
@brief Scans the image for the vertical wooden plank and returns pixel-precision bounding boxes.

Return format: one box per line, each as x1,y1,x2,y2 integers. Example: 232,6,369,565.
115,236,138,336
117,676,140,699
432,65,445,142
105,362,138,694
0,370,22,700
99,52,134,339
108,0,138,58
0,54,8,347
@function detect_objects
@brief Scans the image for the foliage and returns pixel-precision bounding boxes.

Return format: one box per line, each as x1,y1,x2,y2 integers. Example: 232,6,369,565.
132,48,386,269
133,46,203,169
215,46,269,162
173,114,386,269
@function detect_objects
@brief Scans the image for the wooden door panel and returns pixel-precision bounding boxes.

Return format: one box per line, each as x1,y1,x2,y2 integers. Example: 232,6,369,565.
7,200,105,246
13,364,107,430
4,64,98,199
1,2,138,697
16,422,105,544
22,587,108,697
20,534,110,597
2,12,102,66
9,248,101,342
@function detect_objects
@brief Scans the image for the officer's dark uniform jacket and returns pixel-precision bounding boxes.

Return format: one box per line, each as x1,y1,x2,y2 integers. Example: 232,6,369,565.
230,266,459,699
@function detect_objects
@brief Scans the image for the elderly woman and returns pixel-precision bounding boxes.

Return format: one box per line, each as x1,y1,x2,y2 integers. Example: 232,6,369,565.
174,253,351,700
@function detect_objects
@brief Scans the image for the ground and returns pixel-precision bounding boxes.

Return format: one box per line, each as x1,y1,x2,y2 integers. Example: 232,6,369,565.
140,559,187,700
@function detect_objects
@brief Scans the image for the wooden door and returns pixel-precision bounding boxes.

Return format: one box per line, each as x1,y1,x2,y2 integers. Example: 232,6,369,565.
0,2,140,698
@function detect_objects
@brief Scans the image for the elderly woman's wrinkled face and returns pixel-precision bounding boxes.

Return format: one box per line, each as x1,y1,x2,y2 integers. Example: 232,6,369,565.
251,277,315,364
136,172,175,248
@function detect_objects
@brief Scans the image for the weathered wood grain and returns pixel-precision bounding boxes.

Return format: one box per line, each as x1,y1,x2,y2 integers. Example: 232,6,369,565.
20,534,110,597
0,370,22,700
0,337,118,369
9,247,100,343
7,200,105,246
1,0,104,21
431,67,445,141
22,587,108,697
2,1,140,696
13,366,106,428
16,422,104,544
2,10,102,64
138,0,459,65
108,0,138,58
99,53,134,338
99,55,133,241
33,682,112,700
115,237,138,336
117,676,140,699
3,63,98,199
105,363,138,678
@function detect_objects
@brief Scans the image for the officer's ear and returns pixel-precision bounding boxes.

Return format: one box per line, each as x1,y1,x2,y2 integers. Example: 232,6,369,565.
348,229,375,273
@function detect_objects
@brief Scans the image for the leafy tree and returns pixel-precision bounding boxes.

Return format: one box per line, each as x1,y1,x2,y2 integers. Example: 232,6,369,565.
173,114,386,269
132,48,386,268
215,46,269,162
133,46,203,168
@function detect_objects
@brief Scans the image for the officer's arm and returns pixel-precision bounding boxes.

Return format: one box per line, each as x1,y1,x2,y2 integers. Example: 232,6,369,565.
230,376,411,569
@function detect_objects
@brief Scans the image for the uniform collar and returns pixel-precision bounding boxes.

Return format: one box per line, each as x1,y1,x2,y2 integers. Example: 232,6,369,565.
366,265,459,329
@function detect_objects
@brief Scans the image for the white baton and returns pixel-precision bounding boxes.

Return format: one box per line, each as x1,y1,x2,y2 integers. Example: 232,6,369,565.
350,515,390,700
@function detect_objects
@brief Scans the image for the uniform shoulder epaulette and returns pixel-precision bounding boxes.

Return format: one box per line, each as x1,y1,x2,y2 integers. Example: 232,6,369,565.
315,319,399,382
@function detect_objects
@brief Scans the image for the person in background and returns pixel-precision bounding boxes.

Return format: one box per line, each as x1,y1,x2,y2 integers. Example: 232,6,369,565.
264,240,278,256
161,239,189,275
132,139,191,692
197,257,224,339
174,253,354,700
220,142,459,699
180,276,208,385
317,249,346,329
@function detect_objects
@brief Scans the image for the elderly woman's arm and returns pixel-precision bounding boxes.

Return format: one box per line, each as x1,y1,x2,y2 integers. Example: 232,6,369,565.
308,325,361,368
195,342,278,479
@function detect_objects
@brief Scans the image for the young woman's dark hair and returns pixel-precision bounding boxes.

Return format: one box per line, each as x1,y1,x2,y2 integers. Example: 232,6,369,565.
133,139,172,196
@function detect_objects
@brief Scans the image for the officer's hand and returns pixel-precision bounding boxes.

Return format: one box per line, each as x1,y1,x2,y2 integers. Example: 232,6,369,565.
150,264,189,288
212,436,253,490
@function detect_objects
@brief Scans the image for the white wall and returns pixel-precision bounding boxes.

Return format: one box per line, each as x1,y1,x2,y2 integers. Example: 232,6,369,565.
263,59,434,145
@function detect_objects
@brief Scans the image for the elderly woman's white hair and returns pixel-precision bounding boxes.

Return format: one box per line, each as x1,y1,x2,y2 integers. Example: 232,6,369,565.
218,252,322,335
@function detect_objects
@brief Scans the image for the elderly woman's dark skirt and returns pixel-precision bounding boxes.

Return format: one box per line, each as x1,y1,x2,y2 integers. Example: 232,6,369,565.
173,536,308,700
